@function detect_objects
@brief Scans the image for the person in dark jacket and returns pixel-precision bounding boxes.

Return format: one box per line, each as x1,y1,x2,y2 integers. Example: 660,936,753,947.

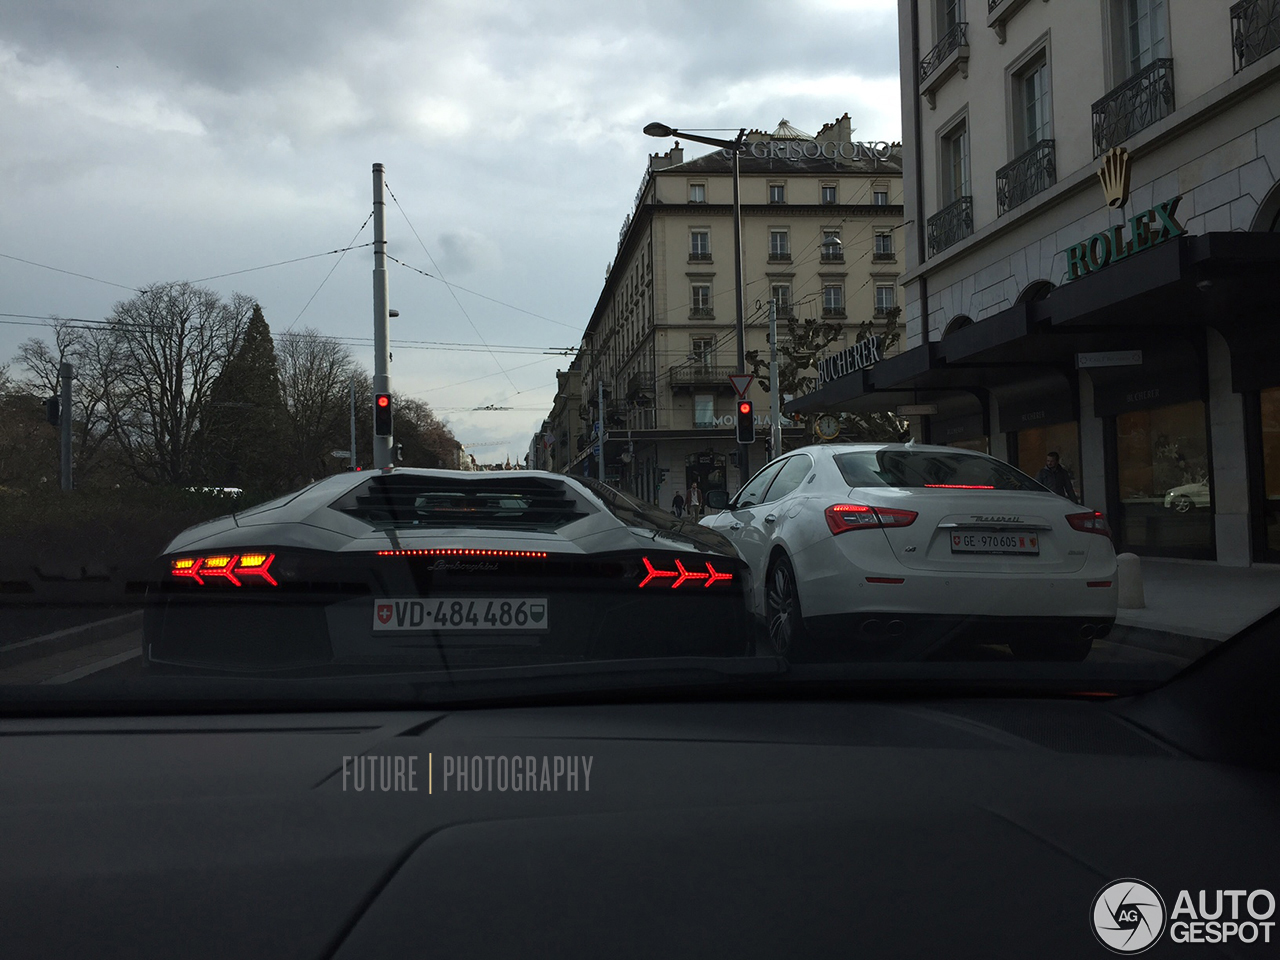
671,491,685,517
1036,452,1078,502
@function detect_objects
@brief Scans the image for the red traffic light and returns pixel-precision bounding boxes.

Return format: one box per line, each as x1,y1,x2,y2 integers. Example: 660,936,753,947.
738,400,752,415
376,395,390,408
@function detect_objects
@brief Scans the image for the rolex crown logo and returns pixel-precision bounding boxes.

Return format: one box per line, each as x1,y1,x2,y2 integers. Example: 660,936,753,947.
1098,147,1131,208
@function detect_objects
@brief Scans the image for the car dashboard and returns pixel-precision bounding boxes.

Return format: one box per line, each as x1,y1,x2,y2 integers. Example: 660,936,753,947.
2,675,1278,959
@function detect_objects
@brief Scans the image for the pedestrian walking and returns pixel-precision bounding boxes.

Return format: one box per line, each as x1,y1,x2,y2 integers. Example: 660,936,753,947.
687,481,703,518
671,491,685,518
1035,451,1078,502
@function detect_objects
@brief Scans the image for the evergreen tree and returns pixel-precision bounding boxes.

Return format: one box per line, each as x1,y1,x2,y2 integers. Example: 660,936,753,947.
197,303,288,491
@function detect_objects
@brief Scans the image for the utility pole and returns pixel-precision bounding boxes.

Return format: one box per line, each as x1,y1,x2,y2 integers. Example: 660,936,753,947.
730,138,748,488
371,163,393,469
349,376,357,469
769,298,782,460
59,361,72,491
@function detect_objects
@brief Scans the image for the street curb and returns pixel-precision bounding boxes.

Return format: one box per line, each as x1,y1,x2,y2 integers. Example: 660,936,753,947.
1107,624,1219,660
0,610,143,669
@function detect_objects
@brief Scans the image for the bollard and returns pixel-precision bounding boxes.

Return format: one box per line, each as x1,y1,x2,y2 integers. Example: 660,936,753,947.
1116,552,1146,609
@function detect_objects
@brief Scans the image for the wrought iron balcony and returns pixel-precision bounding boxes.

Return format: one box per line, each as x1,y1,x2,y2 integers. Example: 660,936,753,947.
670,364,738,389
820,250,844,263
1091,58,1175,157
821,308,847,319
996,139,1056,216
1232,0,1280,73
688,251,712,262
926,196,974,257
872,250,896,262
920,22,969,84
768,252,792,262
688,307,715,320
626,369,655,399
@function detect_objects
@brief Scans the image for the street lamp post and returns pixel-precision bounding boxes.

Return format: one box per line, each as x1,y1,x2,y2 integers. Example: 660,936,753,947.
644,122,750,489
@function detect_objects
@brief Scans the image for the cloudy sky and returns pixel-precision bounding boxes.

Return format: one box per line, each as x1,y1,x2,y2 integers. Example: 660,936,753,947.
0,0,901,463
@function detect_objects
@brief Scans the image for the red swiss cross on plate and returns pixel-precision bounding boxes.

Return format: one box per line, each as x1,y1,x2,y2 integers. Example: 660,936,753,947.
377,603,393,624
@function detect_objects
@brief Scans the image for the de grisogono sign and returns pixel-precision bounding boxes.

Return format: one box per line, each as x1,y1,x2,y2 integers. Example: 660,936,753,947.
720,140,897,163
816,335,882,386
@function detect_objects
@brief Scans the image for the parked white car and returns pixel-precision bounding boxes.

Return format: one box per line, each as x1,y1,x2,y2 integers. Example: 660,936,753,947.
701,443,1118,661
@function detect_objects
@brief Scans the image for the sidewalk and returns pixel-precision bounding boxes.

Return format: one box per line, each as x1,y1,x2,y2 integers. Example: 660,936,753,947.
1114,557,1280,641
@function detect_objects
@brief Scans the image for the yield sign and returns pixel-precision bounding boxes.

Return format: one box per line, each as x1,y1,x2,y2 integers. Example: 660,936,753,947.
728,374,754,398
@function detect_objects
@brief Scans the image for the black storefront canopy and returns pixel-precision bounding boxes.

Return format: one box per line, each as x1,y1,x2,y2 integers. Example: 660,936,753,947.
784,232,1280,423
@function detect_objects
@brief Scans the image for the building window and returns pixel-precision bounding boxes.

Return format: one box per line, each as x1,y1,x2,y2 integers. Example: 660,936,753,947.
691,336,715,370
822,284,845,317
873,188,889,205
874,284,896,316
690,284,712,318
769,229,790,260
942,120,970,203
690,230,711,261
938,0,966,34
771,283,792,317
821,229,844,262
1014,54,1052,152
693,393,716,429
769,183,786,204
689,182,706,203
1124,0,1168,77
1114,399,1212,554
821,184,837,204
873,231,895,260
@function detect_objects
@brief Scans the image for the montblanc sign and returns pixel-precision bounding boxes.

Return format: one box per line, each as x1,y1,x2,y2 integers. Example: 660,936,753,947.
721,140,896,163
1064,196,1185,281
817,335,882,385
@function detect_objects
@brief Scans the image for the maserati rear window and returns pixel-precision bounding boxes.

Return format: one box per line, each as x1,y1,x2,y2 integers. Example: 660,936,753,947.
834,450,1047,493
329,475,593,530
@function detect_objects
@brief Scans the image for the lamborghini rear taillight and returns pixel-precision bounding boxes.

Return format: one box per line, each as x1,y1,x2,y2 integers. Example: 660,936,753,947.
638,556,734,589
824,504,918,535
168,552,277,586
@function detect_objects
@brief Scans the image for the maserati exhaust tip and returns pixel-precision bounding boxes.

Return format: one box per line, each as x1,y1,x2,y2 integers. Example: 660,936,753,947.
887,620,906,638
860,619,884,638
1079,623,1096,640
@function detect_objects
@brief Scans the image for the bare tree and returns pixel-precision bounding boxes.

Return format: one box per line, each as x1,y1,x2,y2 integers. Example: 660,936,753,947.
15,318,118,482
98,283,254,485
276,328,360,484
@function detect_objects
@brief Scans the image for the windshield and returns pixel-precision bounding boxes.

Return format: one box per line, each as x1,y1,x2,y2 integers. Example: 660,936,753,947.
2,1,1277,709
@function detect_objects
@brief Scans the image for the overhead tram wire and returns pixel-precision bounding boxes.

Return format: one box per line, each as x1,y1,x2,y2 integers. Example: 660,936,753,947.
383,181,517,391
284,212,375,334
385,256,581,331
0,253,141,293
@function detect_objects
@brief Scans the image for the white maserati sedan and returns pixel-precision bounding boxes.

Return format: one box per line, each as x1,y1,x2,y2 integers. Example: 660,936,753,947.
701,443,1118,661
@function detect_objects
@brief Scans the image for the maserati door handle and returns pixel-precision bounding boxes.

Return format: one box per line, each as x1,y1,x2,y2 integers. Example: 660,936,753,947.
764,514,777,524
729,522,744,531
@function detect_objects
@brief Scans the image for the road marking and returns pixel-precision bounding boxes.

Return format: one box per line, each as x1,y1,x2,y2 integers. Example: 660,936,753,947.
2,610,142,653
41,648,142,685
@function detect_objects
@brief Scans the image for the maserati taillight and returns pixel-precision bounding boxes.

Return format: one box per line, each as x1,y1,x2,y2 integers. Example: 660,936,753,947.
1066,511,1111,537
824,504,918,535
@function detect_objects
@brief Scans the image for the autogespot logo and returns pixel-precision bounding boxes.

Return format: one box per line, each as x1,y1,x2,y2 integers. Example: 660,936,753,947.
1092,879,1167,954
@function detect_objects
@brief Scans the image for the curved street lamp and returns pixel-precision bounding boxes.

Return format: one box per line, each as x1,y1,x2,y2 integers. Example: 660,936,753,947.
645,122,750,486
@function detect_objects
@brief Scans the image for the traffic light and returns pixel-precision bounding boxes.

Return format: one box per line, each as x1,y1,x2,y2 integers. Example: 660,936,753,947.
44,396,60,426
374,393,393,436
736,399,755,444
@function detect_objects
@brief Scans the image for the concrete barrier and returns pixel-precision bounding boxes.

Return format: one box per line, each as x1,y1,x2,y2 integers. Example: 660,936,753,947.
1117,553,1146,609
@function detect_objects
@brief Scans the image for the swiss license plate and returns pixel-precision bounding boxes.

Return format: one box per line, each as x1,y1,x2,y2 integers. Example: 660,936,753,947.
373,598,549,631
949,531,1039,554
